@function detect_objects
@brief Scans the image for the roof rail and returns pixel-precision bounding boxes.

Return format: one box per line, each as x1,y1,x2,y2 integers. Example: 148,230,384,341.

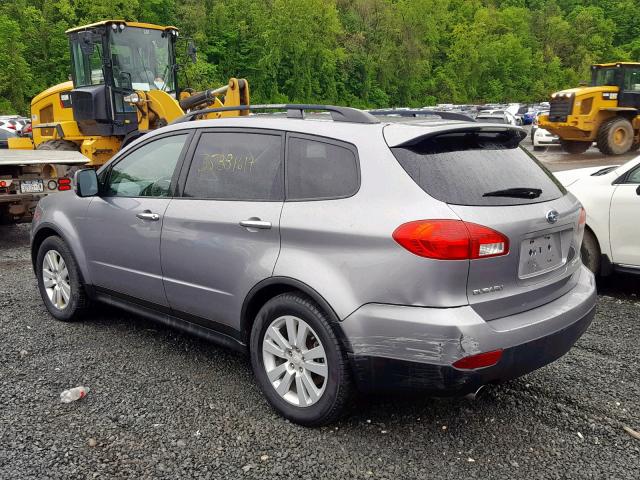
368,109,475,122
171,104,380,125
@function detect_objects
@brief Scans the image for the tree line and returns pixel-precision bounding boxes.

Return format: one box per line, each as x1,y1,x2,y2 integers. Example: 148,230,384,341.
1,0,638,114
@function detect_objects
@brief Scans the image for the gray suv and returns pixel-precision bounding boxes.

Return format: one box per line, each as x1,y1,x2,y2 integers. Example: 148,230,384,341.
31,105,597,426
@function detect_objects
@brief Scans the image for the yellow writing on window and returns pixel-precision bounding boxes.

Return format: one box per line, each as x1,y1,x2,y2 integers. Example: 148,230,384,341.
199,152,256,174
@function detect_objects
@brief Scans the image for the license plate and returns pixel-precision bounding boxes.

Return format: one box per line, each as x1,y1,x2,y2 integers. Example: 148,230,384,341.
519,232,563,277
20,179,44,193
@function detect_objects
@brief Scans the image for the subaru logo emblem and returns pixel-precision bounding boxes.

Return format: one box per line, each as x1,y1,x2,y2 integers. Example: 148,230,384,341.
546,210,559,224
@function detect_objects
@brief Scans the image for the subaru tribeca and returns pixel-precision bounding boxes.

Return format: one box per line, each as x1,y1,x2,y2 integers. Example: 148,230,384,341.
31,105,597,426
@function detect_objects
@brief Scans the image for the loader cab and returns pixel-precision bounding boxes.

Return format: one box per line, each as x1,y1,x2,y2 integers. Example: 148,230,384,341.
67,21,179,137
591,63,640,109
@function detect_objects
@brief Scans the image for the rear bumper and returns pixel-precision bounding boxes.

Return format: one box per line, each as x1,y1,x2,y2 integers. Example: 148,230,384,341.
342,265,596,394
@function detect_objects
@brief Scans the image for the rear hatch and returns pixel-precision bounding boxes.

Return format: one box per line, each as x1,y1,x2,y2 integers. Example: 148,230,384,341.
386,124,584,320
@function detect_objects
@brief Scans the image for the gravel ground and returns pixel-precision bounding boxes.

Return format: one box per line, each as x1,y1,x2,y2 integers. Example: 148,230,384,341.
1,223,639,479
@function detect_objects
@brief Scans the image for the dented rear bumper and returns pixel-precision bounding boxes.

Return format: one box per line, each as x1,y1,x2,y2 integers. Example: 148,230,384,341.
342,265,596,394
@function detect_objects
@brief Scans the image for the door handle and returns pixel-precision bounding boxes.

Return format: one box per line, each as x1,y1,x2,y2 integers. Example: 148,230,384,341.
239,219,272,230
136,210,160,221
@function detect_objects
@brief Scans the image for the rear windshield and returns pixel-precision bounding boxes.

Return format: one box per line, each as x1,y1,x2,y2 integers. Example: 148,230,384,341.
390,130,566,206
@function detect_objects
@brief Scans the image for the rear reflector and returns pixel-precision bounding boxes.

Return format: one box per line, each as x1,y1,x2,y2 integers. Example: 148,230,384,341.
578,207,586,226
453,349,503,370
393,220,509,260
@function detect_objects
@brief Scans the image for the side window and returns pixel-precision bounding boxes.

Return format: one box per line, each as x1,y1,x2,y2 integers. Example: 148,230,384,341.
106,134,188,197
286,137,359,200
623,68,640,92
183,132,283,201
626,167,640,184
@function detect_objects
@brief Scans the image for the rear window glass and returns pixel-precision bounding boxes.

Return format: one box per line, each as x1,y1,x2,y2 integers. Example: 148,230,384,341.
391,130,565,206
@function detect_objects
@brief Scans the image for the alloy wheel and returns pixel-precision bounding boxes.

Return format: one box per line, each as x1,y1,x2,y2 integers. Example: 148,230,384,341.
42,250,70,310
262,315,328,407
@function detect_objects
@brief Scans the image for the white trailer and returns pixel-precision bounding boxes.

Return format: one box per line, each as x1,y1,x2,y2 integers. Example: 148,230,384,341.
0,150,88,223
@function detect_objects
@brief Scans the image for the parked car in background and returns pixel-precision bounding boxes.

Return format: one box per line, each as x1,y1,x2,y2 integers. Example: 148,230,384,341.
0,128,17,148
554,156,640,275
476,110,518,125
0,118,23,133
31,104,596,426
531,110,550,142
533,128,560,150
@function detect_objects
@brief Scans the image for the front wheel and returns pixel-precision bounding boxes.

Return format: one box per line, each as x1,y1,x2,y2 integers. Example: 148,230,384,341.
250,293,353,426
36,236,90,321
560,140,591,154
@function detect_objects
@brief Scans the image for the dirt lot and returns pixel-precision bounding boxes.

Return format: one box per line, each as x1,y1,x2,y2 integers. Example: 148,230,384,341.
1,142,639,478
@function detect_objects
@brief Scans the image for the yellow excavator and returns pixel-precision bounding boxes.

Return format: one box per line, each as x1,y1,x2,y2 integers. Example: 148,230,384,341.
1,20,249,222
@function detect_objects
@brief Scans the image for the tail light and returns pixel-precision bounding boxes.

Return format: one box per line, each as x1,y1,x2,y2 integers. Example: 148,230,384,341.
578,207,586,226
453,349,503,369
58,177,71,191
7,124,15,130
393,220,509,260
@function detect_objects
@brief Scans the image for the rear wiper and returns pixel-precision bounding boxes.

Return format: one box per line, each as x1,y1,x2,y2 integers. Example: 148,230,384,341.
483,187,542,199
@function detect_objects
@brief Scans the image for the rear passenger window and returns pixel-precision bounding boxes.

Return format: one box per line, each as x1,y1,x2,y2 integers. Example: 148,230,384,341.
287,137,359,200
183,132,283,201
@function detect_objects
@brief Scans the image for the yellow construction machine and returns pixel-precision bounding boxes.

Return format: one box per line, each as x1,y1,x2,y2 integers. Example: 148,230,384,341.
1,20,249,223
9,20,250,164
539,62,640,155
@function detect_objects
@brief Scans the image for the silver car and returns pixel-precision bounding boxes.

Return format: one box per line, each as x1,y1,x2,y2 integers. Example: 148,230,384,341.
31,105,597,426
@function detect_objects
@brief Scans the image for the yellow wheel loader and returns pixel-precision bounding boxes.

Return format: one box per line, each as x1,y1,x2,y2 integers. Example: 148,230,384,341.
1,20,249,223
539,62,640,155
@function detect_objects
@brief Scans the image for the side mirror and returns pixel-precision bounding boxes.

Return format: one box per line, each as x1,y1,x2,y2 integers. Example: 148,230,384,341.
74,169,99,197
187,41,197,63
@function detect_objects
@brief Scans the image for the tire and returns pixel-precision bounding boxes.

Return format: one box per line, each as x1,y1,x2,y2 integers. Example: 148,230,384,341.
36,236,90,321
560,139,591,154
533,146,544,151
596,117,634,155
250,293,353,426
36,139,79,151
580,229,601,275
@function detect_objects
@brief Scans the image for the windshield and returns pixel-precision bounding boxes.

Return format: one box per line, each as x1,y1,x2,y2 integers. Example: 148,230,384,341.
592,68,618,87
110,27,175,92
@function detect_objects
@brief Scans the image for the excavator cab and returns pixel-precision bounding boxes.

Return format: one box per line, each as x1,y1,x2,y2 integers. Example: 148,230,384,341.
67,21,180,138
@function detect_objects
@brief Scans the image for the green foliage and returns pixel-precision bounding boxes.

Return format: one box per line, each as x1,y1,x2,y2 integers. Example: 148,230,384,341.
0,0,638,114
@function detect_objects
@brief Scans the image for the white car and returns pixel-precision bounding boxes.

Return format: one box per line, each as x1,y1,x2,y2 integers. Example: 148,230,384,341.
533,127,560,150
554,157,640,275
476,110,518,126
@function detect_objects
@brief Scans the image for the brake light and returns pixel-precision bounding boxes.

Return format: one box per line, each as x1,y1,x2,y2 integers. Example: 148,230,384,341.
58,177,71,191
392,220,509,260
7,124,15,130
453,349,503,370
0,181,5,188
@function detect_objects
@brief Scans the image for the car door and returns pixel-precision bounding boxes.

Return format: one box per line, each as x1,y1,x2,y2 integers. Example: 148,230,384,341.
610,165,640,267
161,128,284,330
83,131,192,306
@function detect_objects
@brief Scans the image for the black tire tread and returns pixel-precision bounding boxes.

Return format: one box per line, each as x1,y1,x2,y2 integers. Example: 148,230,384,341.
251,292,353,426
36,139,79,151
596,117,633,155
36,235,90,321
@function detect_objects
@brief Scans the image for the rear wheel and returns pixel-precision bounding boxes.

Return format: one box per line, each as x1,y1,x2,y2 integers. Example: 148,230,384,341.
250,293,353,426
580,229,601,275
560,140,591,154
597,117,634,155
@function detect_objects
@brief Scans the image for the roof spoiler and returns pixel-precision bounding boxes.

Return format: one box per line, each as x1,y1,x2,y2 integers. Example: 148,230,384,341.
391,125,527,148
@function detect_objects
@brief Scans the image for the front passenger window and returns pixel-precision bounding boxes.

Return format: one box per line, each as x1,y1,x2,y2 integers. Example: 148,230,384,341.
106,134,188,197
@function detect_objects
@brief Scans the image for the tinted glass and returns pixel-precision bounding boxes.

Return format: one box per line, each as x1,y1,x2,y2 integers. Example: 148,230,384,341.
287,137,358,200
626,167,640,183
183,132,283,201
391,130,565,206
106,134,187,197
623,68,640,92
